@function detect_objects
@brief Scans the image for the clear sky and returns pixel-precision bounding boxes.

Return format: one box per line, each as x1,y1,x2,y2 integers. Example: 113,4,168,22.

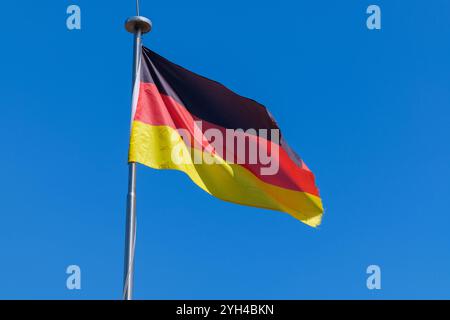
1,0,449,299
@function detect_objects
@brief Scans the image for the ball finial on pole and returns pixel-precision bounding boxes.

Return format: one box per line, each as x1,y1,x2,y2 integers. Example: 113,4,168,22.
125,16,152,34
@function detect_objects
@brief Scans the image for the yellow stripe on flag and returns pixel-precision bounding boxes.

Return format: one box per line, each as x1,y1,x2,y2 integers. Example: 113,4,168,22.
129,120,323,227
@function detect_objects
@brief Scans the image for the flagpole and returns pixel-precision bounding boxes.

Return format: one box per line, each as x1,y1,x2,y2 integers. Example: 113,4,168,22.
123,12,152,300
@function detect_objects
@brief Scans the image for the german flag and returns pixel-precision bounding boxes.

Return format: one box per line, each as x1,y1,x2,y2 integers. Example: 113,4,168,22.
129,46,324,227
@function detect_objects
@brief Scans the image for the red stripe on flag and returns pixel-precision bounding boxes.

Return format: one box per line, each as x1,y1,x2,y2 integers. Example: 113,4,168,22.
134,82,320,196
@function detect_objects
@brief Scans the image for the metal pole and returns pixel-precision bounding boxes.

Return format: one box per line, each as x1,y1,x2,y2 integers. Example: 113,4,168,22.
123,164,137,300
123,15,152,300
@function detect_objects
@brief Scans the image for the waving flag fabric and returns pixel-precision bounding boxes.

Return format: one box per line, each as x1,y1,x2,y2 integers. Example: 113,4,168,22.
128,46,324,227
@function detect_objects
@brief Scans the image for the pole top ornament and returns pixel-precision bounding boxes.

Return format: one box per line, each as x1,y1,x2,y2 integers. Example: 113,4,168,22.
125,16,152,34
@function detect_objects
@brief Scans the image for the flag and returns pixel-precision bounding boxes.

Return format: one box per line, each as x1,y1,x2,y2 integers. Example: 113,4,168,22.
128,46,324,227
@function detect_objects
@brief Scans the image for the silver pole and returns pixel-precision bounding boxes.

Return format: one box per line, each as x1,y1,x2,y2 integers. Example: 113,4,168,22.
123,15,152,300
123,164,137,300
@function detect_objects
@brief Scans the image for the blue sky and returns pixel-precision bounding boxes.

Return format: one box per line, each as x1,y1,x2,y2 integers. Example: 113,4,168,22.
0,0,449,299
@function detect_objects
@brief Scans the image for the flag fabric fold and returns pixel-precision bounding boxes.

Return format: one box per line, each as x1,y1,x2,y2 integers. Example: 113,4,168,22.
128,46,324,227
